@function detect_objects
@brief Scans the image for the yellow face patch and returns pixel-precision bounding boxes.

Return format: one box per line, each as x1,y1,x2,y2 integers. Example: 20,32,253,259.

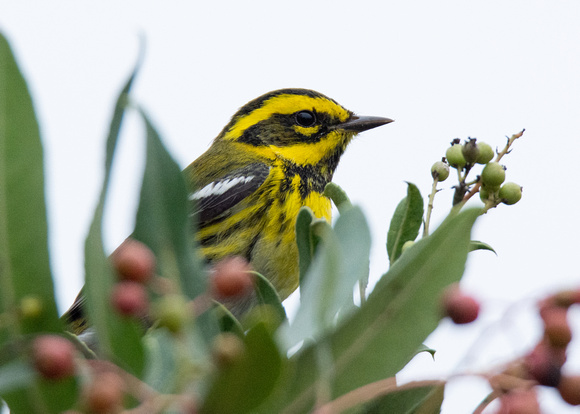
225,94,350,141
293,124,320,136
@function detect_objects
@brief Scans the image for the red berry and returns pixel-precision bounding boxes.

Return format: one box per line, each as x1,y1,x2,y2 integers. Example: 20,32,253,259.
32,335,76,380
111,239,155,284
83,371,125,413
111,281,149,317
558,375,580,405
541,307,572,348
441,285,480,324
524,341,563,387
497,389,540,414
210,257,254,299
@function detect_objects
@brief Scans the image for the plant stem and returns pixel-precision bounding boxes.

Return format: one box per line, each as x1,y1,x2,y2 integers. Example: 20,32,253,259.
423,178,439,237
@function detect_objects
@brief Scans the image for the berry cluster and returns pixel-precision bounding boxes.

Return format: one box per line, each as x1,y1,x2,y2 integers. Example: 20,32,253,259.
430,131,524,217
30,240,256,412
439,285,580,411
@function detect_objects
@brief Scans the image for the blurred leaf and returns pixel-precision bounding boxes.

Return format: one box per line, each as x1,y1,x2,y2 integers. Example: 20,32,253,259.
253,271,287,322
134,109,219,382
324,182,353,212
262,209,479,413
357,383,445,414
279,206,371,351
469,240,496,254
201,323,282,414
0,32,61,341
295,207,316,284
387,183,424,265
133,109,207,300
144,330,178,394
0,359,35,394
83,58,145,377
0,359,78,414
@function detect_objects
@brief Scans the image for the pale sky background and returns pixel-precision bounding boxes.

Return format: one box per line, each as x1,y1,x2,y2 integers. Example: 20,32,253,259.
1,1,580,412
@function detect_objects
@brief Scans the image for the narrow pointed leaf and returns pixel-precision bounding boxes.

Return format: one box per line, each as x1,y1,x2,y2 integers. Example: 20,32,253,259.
83,59,145,376
469,240,496,254
387,183,424,265
0,32,61,340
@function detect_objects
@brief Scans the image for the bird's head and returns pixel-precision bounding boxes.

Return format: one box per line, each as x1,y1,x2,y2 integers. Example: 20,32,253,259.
217,89,393,167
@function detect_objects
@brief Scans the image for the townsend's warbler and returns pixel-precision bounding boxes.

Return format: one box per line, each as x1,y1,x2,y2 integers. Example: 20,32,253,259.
66,88,392,329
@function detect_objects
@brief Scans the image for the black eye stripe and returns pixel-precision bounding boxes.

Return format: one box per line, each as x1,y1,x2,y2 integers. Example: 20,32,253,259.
295,110,316,127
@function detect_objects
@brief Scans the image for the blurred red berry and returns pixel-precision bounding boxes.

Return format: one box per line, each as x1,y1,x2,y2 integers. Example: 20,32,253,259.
524,341,563,387
83,371,125,413
441,285,480,324
32,335,75,380
541,306,572,348
111,238,155,284
558,375,580,406
497,389,540,414
210,257,254,299
111,281,149,317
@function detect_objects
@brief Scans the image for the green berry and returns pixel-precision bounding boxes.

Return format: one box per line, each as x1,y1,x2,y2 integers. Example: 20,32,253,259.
401,240,415,253
431,161,450,181
153,294,191,334
461,139,480,164
476,142,494,164
445,144,466,169
498,182,522,205
481,162,506,188
479,185,490,201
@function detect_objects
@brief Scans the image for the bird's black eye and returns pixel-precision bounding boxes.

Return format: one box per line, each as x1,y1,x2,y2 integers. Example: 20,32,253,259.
295,110,316,127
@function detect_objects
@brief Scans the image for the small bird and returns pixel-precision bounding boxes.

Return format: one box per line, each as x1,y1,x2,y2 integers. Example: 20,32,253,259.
185,88,392,303
65,88,392,330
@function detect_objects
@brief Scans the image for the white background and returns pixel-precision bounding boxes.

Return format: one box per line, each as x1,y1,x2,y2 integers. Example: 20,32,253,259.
1,1,580,412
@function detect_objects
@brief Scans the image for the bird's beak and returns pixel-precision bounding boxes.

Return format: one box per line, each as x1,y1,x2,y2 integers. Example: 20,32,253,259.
338,115,394,133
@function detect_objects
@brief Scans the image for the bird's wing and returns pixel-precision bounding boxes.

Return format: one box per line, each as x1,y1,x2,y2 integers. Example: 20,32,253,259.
190,162,270,224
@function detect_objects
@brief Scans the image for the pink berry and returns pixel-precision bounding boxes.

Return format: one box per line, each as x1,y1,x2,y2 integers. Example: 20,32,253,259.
441,285,480,324
210,257,254,299
32,335,76,380
111,281,149,317
111,239,156,284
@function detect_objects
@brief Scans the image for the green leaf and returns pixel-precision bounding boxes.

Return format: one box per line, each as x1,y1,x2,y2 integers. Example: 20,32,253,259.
133,109,207,300
0,358,79,414
201,323,282,414
133,109,219,372
262,208,479,413
279,206,371,352
323,182,353,213
83,58,145,377
0,359,35,394
415,344,436,360
0,32,61,341
143,330,178,394
469,240,496,254
387,183,424,265
295,207,316,284
253,271,287,322
357,383,445,414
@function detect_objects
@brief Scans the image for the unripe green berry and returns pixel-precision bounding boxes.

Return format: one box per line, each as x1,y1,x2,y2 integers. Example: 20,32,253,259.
476,142,494,164
481,162,506,188
431,161,450,181
20,295,43,320
461,139,480,164
498,182,522,205
401,240,415,253
479,185,490,202
153,294,190,334
445,144,466,169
